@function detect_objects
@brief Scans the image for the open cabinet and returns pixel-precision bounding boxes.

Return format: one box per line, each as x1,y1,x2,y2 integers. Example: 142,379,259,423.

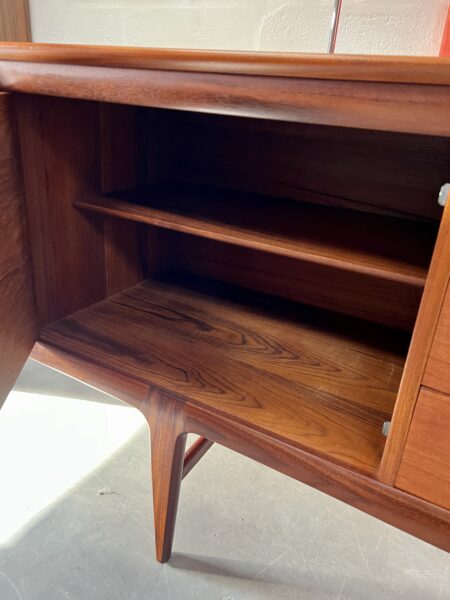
0,45,449,562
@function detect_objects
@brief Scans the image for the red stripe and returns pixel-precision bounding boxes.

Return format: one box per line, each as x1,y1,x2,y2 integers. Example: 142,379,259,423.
440,6,450,56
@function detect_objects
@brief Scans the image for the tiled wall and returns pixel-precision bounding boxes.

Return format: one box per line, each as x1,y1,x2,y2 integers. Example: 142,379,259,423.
29,0,449,56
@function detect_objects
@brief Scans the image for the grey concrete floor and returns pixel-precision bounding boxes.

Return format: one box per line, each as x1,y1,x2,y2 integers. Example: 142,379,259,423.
0,360,449,600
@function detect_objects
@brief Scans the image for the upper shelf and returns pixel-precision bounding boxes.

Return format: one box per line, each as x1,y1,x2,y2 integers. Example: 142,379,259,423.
1,43,450,135
75,183,436,288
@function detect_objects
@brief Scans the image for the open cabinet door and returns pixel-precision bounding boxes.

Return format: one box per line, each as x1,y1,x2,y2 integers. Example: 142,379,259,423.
0,92,38,408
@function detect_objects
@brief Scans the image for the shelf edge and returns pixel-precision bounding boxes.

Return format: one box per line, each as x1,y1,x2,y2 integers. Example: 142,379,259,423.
75,194,428,289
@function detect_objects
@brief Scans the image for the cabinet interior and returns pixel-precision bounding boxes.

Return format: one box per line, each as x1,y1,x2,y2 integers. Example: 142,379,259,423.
20,96,449,477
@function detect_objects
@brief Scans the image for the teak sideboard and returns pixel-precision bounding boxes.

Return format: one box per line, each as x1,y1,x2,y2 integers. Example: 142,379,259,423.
0,43,449,562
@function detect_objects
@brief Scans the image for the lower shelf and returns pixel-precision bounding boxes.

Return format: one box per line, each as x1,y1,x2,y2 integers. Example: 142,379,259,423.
37,275,409,475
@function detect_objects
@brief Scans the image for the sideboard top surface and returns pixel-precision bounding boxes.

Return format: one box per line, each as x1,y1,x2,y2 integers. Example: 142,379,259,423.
1,43,450,136
0,42,450,85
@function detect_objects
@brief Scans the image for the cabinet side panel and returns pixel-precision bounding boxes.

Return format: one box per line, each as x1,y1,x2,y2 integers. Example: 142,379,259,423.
396,387,450,510
16,95,106,325
0,93,38,407
99,103,149,295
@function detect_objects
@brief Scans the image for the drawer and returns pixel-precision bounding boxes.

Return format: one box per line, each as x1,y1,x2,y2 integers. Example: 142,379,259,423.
423,282,450,394
396,387,450,510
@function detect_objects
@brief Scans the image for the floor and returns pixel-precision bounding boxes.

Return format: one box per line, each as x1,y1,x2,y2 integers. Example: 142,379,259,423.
0,361,449,600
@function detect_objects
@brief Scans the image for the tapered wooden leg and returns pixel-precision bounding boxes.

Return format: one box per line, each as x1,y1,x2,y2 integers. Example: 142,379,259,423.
145,389,187,563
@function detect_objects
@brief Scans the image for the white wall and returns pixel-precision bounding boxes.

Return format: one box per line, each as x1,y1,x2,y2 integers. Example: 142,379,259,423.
29,0,449,56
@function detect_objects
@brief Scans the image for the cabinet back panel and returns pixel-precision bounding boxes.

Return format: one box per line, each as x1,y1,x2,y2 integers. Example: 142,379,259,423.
111,108,447,329
162,111,449,221
165,231,422,330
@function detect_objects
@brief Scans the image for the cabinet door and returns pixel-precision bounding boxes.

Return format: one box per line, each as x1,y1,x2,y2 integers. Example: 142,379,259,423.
423,280,450,394
0,92,38,408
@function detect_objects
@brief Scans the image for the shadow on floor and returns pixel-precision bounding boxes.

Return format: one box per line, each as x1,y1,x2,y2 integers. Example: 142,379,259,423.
1,423,449,600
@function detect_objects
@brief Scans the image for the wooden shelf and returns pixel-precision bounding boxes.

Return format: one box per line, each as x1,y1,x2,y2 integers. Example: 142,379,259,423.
75,184,436,287
38,275,410,475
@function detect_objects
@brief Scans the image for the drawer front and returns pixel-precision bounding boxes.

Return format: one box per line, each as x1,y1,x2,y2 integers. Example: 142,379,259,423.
396,387,450,510
423,281,450,394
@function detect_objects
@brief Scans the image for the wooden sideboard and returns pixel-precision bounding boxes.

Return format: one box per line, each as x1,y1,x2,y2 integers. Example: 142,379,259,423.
0,43,449,562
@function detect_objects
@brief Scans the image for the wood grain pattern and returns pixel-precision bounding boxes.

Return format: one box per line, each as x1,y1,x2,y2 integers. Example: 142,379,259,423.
99,103,148,194
37,275,408,474
423,281,450,394
0,2,30,43
76,184,435,287
171,233,425,330
103,217,143,296
167,111,450,222
396,387,450,510
379,201,450,484
2,62,450,136
0,92,37,407
0,43,450,85
16,95,106,325
99,103,146,295
31,342,149,412
30,337,450,554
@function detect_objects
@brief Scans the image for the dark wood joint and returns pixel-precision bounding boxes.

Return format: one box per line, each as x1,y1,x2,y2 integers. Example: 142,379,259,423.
182,436,214,479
